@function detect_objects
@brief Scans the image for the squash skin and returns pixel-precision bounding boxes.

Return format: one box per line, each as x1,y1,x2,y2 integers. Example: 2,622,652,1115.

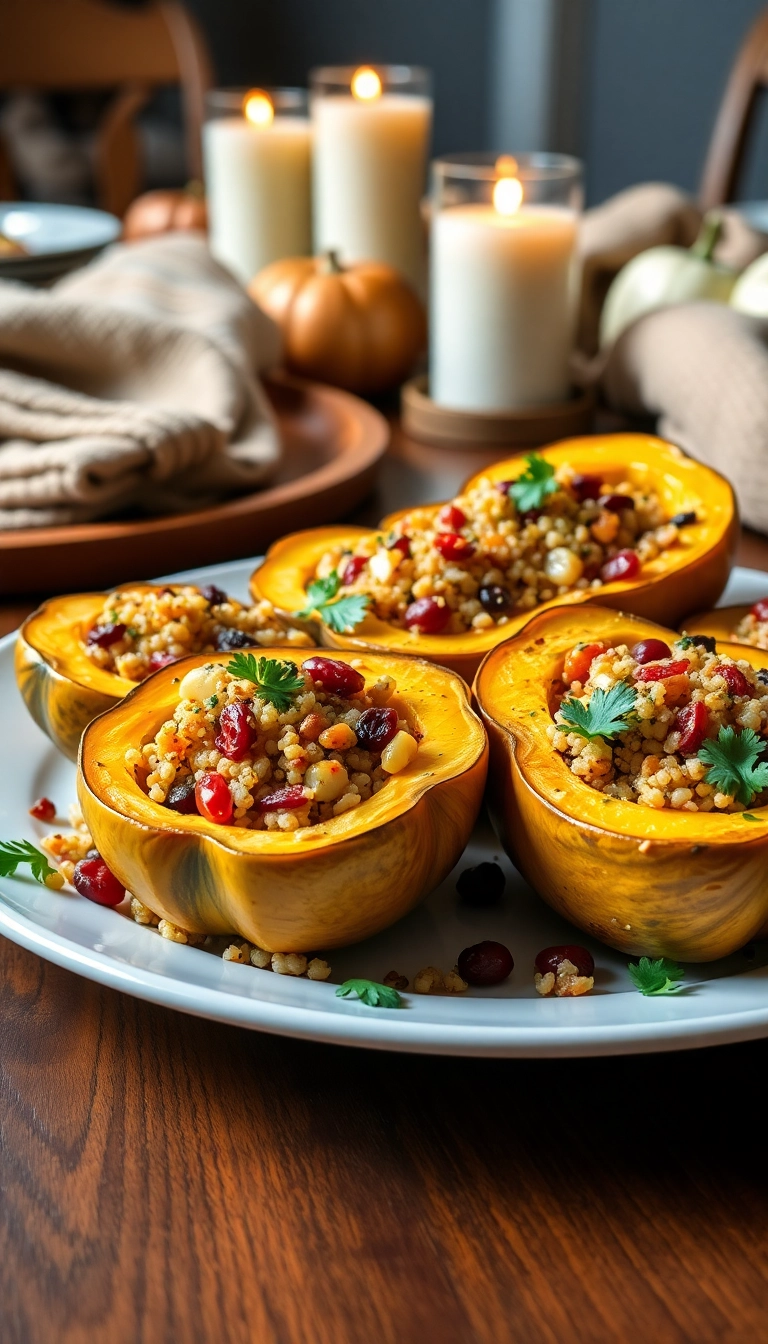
474,604,768,962
15,584,314,763
77,648,488,951
251,435,737,681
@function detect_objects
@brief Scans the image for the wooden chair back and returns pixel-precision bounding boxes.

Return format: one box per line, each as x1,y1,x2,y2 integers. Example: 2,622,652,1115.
0,0,213,217
700,6,768,208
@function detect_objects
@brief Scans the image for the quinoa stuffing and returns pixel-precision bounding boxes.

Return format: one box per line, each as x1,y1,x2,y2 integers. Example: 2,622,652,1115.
550,634,768,812
310,455,690,637
84,583,312,681
733,598,768,650
126,653,421,830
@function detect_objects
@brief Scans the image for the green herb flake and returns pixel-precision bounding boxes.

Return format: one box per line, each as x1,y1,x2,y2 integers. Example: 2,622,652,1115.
742,813,761,822
226,653,305,712
293,570,370,633
698,725,768,806
509,454,559,513
0,840,58,886
335,978,403,1009
559,681,637,742
627,956,685,996
205,694,219,709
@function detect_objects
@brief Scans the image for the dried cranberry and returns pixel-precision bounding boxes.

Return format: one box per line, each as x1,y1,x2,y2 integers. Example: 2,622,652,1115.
456,862,505,907
195,772,233,824
389,536,411,558
355,706,399,751
214,701,256,760
600,550,640,583
752,599,768,623
214,627,253,652
670,511,698,528
302,656,365,696
457,940,514,987
437,504,466,531
201,584,229,606
257,785,308,811
496,480,514,497
341,554,367,586
598,493,634,513
631,639,672,664
714,664,752,698
433,533,475,561
677,700,709,753
73,857,126,907
635,659,689,682
29,796,56,822
86,622,127,649
534,945,595,978
404,598,450,634
569,473,602,502
147,651,179,673
478,584,513,614
165,775,199,814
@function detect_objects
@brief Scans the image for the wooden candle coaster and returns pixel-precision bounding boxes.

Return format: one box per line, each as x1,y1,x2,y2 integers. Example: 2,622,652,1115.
401,375,596,450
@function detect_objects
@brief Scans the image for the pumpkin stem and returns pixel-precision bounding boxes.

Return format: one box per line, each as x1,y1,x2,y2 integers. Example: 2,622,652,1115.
690,211,722,262
320,249,344,274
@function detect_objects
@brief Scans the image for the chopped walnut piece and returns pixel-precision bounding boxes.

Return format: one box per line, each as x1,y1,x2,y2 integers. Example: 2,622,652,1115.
271,952,308,976
443,967,469,993
249,946,272,969
306,957,332,981
223,940,252,963
383,970,409,991
413,965,444,994
130,896,160,927
535,958,594,998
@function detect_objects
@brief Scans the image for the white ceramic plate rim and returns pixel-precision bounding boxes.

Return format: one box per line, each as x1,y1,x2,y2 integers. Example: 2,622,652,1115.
2,559,768,1058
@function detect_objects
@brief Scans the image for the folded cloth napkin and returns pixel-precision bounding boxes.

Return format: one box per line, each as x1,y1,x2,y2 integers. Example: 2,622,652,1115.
0,232,282,529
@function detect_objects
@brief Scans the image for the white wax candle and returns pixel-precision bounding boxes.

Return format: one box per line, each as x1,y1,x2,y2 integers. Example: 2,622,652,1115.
203,116,312,285
312,92,432,294
430,203,578,411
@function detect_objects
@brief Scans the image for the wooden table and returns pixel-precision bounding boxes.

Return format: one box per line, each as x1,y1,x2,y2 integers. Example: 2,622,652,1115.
2,423,768,1344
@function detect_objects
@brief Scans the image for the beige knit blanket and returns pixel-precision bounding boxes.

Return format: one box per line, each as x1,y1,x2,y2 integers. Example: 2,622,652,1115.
0,233,282,529
577,182,768,532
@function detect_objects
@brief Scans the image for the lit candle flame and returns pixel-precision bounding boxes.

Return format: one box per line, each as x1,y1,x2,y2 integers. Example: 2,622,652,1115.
243,90,274,127
351,66,382,101
493,175,523,216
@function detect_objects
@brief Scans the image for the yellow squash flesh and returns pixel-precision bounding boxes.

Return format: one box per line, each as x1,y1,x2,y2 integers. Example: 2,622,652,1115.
78,649,488,951
474,604,768,962
251,435,737,681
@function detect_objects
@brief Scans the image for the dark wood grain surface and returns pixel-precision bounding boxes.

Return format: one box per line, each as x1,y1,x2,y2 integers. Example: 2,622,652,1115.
2,422,768,1344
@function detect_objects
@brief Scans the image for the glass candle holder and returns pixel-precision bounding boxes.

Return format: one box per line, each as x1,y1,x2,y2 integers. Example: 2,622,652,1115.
310,64,432,295
429,153,583,412
203,87,312,285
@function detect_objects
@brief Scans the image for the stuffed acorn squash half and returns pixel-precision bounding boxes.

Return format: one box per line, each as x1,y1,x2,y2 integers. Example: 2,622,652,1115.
681,598,768,655
16,582,312,761
78,648,488,951
251,434,737,681
474,604,768,962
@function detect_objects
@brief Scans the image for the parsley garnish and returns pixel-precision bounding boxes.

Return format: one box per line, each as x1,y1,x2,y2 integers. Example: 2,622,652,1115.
205,694,219,709
226,654,305,711
0,840,59,885
698,726,768,806
335,978,403,1008
509,454,559,512
559,681,637,741
627,956,685,996
742,813,760,822
294,571,370,634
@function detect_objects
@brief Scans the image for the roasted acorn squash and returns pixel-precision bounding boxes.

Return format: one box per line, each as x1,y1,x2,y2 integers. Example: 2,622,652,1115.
474,604,768,962
15,584,311,763
251,435,737,681
78,648,488,951
681,604,766,653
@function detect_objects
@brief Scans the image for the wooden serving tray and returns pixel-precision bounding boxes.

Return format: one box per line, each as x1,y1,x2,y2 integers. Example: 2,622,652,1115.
0,372,389,597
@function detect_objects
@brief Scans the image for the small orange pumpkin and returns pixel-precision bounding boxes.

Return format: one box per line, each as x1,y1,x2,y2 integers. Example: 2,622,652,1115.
122,182,208,241
249,251,426,394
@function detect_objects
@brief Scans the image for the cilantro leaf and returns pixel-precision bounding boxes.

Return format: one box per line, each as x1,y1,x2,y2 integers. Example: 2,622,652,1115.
559,681,637,741
335,978,403,1009
509,454,559,513
698,726,768,806
0,840,59,886
293,570,370,632
226,654,305,711
627,956,685,996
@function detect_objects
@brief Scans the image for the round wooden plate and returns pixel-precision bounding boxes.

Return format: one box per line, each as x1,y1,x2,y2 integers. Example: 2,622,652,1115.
0,372,389,597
